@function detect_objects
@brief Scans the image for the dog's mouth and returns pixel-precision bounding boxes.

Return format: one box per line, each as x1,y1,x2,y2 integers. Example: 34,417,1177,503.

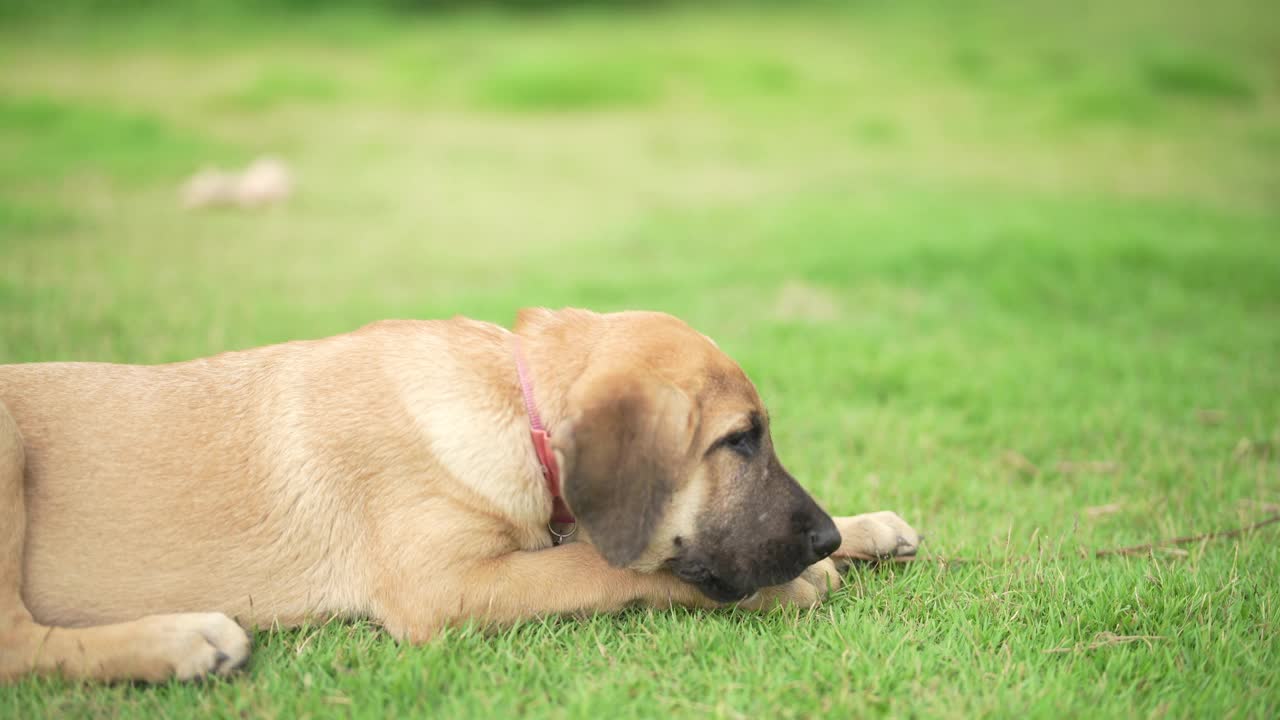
666,557,754,603
665,554,810,604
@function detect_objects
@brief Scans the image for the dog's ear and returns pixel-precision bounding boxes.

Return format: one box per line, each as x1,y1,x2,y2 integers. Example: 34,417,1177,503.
554,378,696,567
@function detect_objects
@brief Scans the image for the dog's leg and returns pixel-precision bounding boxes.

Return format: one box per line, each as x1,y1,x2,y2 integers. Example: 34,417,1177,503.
378,539,882,642
378,541,725,642
375,513,923,640
0,402,250,683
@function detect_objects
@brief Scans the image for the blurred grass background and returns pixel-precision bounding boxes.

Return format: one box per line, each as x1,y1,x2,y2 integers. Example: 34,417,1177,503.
1,0,1278,717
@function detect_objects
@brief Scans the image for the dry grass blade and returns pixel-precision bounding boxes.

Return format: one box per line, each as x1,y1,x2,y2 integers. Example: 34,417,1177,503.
1093,514,1280,558
1085,503,1125,518
1044,632,1167,654
1057,460,1119,475
1000,450,1040,477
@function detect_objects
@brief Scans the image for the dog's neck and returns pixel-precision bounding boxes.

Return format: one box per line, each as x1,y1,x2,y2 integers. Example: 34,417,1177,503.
509,307,598,433
511,335,575,529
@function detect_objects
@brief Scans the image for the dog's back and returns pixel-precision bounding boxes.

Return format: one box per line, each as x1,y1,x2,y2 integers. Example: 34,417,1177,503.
0,342,362,627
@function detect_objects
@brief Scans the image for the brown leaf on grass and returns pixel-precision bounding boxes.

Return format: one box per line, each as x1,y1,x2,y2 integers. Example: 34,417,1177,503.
1000,450,1039,477
1056,460,1119,475
1239,498,1280,513
1043,632,1166,654
1196,408,1226,425
1233,437,1274,460
1085,503,1124,518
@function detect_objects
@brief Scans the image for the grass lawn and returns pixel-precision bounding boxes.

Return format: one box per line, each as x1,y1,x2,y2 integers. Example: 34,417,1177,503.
2,0,1278,716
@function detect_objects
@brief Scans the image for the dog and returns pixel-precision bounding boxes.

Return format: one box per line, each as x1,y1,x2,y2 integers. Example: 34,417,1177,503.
0,308,918,682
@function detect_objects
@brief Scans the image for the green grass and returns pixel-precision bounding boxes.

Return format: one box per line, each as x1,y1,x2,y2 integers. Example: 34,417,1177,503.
1,0,1279,717
475,54,663,110
216,66,345,111
1142,52,1257,103
0,96,224,183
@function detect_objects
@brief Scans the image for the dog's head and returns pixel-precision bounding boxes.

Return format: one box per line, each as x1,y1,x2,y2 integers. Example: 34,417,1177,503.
518,308,839,602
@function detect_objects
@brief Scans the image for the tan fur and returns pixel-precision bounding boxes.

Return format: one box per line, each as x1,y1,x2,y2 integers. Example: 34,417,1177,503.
0,309,917,682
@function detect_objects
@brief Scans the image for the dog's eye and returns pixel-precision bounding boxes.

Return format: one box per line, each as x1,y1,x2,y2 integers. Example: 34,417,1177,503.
721,430,756,457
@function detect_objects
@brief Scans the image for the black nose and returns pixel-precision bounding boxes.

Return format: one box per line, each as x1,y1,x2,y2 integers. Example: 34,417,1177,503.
808,520,841,559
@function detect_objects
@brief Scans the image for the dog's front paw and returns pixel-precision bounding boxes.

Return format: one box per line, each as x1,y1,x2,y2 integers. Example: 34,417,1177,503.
832,511,920,561
127,612,252,681
737,558,842,610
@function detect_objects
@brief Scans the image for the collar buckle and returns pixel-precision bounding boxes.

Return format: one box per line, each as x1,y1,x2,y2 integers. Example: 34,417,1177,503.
548,521,577,546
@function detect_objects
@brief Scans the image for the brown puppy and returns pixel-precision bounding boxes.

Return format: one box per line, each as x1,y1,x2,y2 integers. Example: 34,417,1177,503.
0,308,918,682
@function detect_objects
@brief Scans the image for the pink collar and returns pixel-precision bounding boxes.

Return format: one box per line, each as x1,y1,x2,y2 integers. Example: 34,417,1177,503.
512,337,577,536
